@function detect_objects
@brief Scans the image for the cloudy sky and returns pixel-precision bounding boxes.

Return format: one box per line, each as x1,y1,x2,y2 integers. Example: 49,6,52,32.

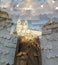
1,0,58,19
0,0,58,19
0,0,58,31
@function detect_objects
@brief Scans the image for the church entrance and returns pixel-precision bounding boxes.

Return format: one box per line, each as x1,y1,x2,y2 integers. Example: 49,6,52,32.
14,36,42,65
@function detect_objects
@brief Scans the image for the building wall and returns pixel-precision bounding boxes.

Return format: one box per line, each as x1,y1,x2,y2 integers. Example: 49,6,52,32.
0,20,17,65
40,21,58,65
0,19,58,65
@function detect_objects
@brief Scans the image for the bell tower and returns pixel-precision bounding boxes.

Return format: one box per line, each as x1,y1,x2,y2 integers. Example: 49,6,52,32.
23,20,28,30
16,19,22,35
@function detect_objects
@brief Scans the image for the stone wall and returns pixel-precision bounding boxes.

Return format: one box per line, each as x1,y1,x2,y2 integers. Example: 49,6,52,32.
0,19,58,65
40,20,58,65
0,19,17,65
